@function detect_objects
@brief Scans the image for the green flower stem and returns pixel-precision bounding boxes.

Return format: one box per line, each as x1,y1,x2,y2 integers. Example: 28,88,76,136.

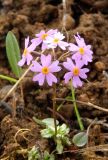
0,74,17,83
70,80,84,131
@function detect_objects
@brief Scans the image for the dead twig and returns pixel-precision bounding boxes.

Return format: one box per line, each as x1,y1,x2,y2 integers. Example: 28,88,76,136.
62,144,108,154
55,98,108,113
47,107,68,124
2,57,39,101
14,128,31,144
83,117,108,128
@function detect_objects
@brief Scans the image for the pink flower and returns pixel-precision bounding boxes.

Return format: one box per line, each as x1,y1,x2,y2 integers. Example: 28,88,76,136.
31,29,57,50
44,31,68,50
31,54,61,86
18,37,36,66
69,33,93,65
63,58,89,88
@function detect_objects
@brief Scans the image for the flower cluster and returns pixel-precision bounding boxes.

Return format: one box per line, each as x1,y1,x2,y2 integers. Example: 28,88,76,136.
18,30,93,88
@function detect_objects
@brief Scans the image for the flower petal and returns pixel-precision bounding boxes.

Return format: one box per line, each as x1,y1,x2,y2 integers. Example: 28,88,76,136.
85,47,93,55
48,43,57,49
36,30,45,37
74,35,85,47
72,76,82,88
69,43,79,52
18,57,26,66
25,37,29,48
49,60,61,72
27,42,36,52
64,72,72,83
26,54,33,65
63,58,74,71
72,53,81,61
46,73,57,86
31,61,42,72
33,73,45,86
54,32,65,40
58,41,68,50
41,54,51,67
75,59,84,68
79,68,89,79
82,54,92,65
31,38,42,46
47,29,57,35
41,42,48,51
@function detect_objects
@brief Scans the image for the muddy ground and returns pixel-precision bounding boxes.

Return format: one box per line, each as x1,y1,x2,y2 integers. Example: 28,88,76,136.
0,0,108,159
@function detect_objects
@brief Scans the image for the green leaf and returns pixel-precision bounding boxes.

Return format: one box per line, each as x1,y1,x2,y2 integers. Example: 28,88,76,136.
33,117,46,126
42,118,59,127
6,31,22,78
41,128,54,138
57,124,70,136
44,151,55,160
62,137,71,146
72,132,88,147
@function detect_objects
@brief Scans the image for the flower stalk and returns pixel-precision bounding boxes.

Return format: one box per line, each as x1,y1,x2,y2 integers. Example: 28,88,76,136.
70,79,84,131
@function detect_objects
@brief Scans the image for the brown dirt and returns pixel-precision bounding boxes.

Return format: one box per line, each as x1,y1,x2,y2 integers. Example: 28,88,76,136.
0,0,108,159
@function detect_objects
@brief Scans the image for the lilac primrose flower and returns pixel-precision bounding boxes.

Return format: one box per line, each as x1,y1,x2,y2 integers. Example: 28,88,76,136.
18,37,36,66
31,54,61,86
44,31,68,50
63,58,89,88
31,29,57,50
69,33,93,65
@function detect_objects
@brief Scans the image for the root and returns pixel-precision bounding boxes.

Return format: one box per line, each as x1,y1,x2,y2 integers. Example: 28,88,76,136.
14,128,31,144
0,157,9,160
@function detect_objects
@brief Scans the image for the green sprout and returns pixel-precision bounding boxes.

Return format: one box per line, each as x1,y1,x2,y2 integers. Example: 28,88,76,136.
28,146,55,160
28,146,41,160
43,151,55,160
39,118,71,154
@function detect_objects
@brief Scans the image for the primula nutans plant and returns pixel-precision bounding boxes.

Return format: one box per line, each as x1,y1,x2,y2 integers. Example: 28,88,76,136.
17,29,93,150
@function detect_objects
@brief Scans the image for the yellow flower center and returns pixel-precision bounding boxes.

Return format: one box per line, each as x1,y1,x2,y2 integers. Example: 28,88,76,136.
42,67,49,74
41,33,48,40
53,38,59,43
73,67,80,76
79,47,84,55
23,48,28,56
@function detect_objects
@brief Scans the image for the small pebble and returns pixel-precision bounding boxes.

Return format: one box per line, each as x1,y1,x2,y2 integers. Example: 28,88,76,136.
0,101,12,121
78,94,89,102
94,61,105,71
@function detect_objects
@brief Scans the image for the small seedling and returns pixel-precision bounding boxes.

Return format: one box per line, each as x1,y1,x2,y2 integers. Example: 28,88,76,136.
34,118,71,154
28,146,41,160
28,146,55,160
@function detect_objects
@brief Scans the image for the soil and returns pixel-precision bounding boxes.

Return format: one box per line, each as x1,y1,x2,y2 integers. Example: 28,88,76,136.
0,0,108,159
